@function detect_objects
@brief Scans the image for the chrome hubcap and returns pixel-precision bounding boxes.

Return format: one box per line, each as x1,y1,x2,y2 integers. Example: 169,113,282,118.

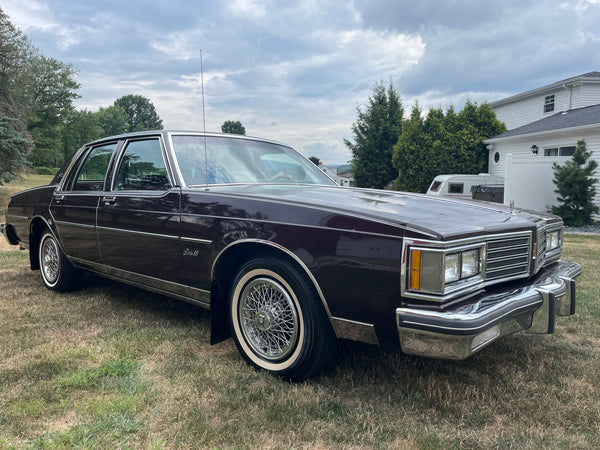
239,277,299,361
41,237,59,283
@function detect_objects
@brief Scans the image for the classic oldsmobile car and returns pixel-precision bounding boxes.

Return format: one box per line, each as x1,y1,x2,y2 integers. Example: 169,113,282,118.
2,130,582,381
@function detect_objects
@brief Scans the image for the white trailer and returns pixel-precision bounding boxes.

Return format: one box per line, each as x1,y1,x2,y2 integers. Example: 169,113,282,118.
426,174,504,200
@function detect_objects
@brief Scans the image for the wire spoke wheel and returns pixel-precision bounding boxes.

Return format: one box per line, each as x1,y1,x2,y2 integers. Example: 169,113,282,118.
38,231,78,292
229,256,337,381
41,234,60,285
239,277,299,361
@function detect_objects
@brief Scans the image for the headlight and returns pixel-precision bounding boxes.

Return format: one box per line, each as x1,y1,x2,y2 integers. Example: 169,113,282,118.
409,246,481,294
444,253,460,283
546,230,561,251
461,249,480,278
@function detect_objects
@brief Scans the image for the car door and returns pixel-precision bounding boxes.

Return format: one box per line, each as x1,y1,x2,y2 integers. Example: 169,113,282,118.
50,142,119,270
96,136,186,294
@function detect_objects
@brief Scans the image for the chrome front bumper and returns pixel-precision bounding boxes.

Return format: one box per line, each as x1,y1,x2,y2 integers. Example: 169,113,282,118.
396,260,582,359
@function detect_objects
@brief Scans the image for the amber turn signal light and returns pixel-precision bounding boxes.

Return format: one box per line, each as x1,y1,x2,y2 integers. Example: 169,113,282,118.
409,249,421,290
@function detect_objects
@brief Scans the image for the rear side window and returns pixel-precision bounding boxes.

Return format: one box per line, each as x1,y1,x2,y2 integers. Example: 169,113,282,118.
113,139,172,191
64,143,117,191
429,181,441,192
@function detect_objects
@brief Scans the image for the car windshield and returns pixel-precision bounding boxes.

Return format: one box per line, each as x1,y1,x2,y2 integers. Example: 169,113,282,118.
171,135,335,186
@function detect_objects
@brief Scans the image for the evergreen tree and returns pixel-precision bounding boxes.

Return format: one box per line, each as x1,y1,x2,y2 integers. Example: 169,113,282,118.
0,117,31,184
0,7,33,179
345,81,403,189
551,139,599,226
392,101,505,192
392,102,430,192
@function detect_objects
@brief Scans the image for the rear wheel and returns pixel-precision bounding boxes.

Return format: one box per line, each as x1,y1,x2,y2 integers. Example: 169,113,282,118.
229,256,336,381
39,231,78,291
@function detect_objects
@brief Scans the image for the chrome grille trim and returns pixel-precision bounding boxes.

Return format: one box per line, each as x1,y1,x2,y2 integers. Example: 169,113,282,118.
485,234,531,281
535,223,547,271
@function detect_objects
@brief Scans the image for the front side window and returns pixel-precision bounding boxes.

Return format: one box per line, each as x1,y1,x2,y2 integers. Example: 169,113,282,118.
544,95,555,113
64,143,117,191
114,139,172,191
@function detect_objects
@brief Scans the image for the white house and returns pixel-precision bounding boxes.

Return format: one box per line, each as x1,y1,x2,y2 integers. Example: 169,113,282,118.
485,72,600,216
321,165,352,187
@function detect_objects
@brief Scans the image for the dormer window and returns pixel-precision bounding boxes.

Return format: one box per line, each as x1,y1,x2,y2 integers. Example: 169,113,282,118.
544,95,555,113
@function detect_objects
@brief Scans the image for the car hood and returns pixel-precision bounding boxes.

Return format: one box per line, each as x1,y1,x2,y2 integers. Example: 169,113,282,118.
204,184,544,239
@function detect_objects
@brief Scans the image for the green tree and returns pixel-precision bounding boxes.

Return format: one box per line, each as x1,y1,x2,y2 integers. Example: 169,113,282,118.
61,109,103,162
96,105,128,136
0,117,31,184
345,81,403,189
0,7,33,178
392,101,506,192
392,102,431,192
309,156,321,166
114,95,163,133
550,139,599,226
221,120,246,135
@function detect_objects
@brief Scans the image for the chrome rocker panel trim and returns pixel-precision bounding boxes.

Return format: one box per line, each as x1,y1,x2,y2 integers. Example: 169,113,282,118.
396,260,582,360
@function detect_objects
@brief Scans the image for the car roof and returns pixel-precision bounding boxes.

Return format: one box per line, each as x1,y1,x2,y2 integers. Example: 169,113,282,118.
84,130,291,149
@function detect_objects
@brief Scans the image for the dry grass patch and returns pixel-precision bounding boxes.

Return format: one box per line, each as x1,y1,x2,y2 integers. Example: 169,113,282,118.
0,184,598,449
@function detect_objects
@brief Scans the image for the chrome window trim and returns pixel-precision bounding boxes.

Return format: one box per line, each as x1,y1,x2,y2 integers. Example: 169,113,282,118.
57,146,88,192
109,134,175,192
401,230,534,303
58,141,122,193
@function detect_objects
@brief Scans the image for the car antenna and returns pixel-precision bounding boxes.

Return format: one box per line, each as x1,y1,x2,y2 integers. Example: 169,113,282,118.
200,49,208,190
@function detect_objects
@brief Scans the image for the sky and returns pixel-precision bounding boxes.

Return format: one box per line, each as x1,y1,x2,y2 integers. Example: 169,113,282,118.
2,0,600,164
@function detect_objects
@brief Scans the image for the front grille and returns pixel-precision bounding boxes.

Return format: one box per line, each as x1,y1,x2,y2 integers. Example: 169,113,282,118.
485,234,531,281
536,224,547,270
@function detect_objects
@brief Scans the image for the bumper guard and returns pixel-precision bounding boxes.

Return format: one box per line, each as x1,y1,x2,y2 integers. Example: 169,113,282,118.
396,260,582,359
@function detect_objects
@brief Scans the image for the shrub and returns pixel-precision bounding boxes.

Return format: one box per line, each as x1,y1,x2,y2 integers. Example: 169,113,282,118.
550,139,599,226
33,166,60,175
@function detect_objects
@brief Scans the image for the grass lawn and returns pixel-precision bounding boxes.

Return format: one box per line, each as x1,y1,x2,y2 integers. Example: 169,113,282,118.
0,180,599,448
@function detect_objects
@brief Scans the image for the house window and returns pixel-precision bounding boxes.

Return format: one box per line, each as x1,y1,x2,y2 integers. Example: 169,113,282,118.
559,146,576,156
544,95,555,113
544,146,576,157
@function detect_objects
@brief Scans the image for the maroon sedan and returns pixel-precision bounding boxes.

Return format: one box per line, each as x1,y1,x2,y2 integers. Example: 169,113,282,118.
1,131,582,381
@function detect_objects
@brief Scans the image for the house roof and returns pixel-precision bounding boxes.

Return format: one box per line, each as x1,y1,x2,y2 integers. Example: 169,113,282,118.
485,104,600,142
490,72,600,107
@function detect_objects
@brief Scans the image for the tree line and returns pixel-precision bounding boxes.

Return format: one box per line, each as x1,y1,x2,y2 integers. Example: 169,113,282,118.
0,8,162,183
345,81,507,192
345,81,598,225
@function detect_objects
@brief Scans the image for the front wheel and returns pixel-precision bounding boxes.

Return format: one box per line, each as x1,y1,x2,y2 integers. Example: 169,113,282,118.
39,231,78,291
229,256,337,381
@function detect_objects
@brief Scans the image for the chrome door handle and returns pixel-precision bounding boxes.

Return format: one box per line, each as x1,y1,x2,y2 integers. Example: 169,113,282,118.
54,195,65,202
102,196,117,205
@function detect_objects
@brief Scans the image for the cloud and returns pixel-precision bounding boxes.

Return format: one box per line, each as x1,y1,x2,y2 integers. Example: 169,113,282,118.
2,0,600,163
